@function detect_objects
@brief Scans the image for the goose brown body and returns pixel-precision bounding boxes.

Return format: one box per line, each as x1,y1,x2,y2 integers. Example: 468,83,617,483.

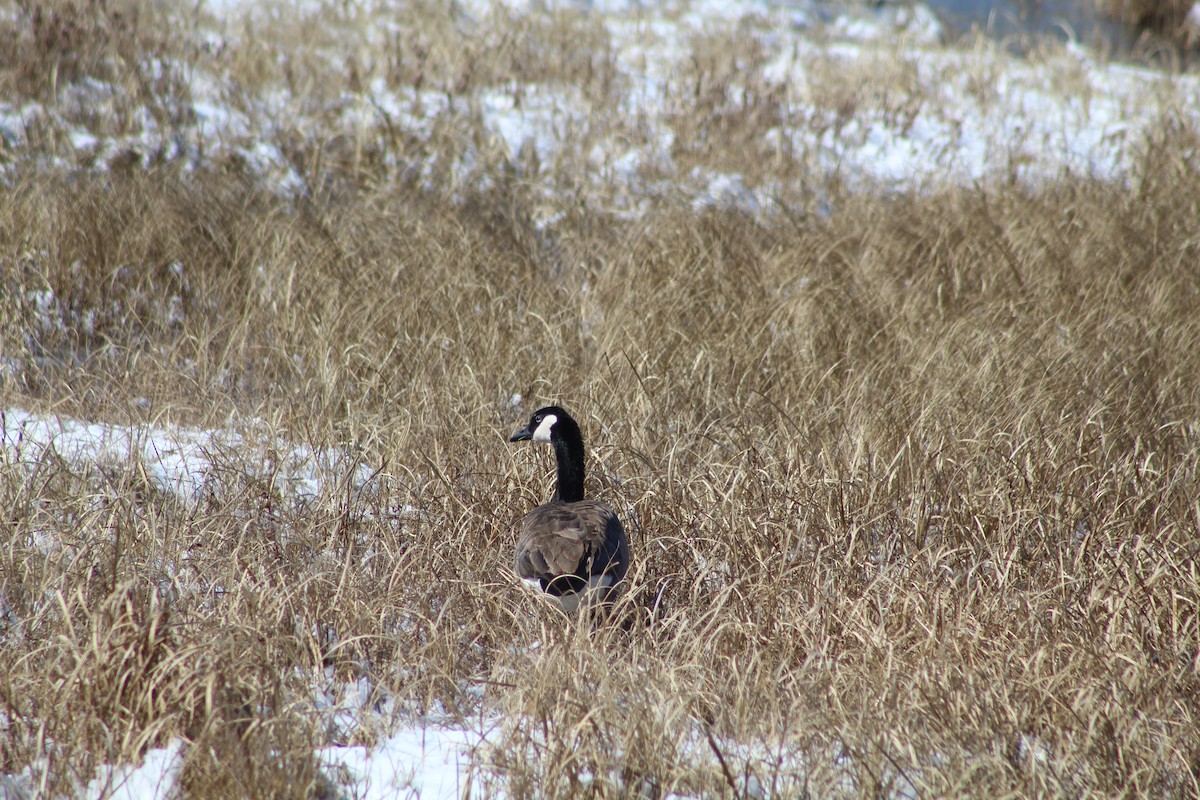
509,406,629,611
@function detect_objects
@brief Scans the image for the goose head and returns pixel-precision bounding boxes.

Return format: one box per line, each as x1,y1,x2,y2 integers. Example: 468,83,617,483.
510,405,575,444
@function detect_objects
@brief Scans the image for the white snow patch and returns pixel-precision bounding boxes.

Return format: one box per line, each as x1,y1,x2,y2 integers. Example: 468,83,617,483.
481,86,588,166
82,741,184,800
0,407,373,505
320,720,497,800
3,0,1194,212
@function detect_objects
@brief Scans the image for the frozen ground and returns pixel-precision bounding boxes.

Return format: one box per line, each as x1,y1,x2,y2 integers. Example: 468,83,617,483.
0,408,374,506
69,724,487,800
0,721,487,800
1,0,1196,218
2,0,1196,796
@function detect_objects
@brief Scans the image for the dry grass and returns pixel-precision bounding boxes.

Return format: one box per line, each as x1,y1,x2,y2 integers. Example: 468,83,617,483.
1102,0,1200,53
2,1,1200,798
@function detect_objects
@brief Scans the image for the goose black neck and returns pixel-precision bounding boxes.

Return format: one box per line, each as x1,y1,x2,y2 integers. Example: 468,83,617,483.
551,422,586,503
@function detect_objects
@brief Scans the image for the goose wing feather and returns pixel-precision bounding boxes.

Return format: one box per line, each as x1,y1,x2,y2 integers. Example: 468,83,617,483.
515,500,629,584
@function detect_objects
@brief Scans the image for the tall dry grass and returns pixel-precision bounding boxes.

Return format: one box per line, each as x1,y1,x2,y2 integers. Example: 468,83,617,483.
1102,0,1200,54
2,0,1199,798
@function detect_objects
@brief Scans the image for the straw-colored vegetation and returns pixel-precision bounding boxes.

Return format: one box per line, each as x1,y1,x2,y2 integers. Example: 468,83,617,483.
2,1,1199,798
1101,0,1200,53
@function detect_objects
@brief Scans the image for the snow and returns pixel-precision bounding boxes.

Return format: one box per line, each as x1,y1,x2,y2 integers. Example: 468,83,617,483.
0,0,1193,214
319,722,496,800
0,407,373,505
3,0,1197,796
482,86,586,166
82,742,185,800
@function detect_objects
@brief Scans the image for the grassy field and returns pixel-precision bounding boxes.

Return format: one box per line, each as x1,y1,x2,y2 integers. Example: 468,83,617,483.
2,1,1199,798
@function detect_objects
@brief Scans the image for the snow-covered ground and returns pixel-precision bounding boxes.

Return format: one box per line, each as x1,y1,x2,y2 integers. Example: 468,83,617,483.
1,719,491,800
1,408,373,506
69,724,489,800
318,722,497,800
2,0,1196,796
0,405,484,800
1,0,1195,217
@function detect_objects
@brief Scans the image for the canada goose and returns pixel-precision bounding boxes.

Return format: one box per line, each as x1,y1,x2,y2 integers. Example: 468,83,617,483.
509,406,629,613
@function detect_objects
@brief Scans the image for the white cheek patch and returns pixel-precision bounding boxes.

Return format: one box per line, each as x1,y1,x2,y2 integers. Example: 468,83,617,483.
531,414,557,442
